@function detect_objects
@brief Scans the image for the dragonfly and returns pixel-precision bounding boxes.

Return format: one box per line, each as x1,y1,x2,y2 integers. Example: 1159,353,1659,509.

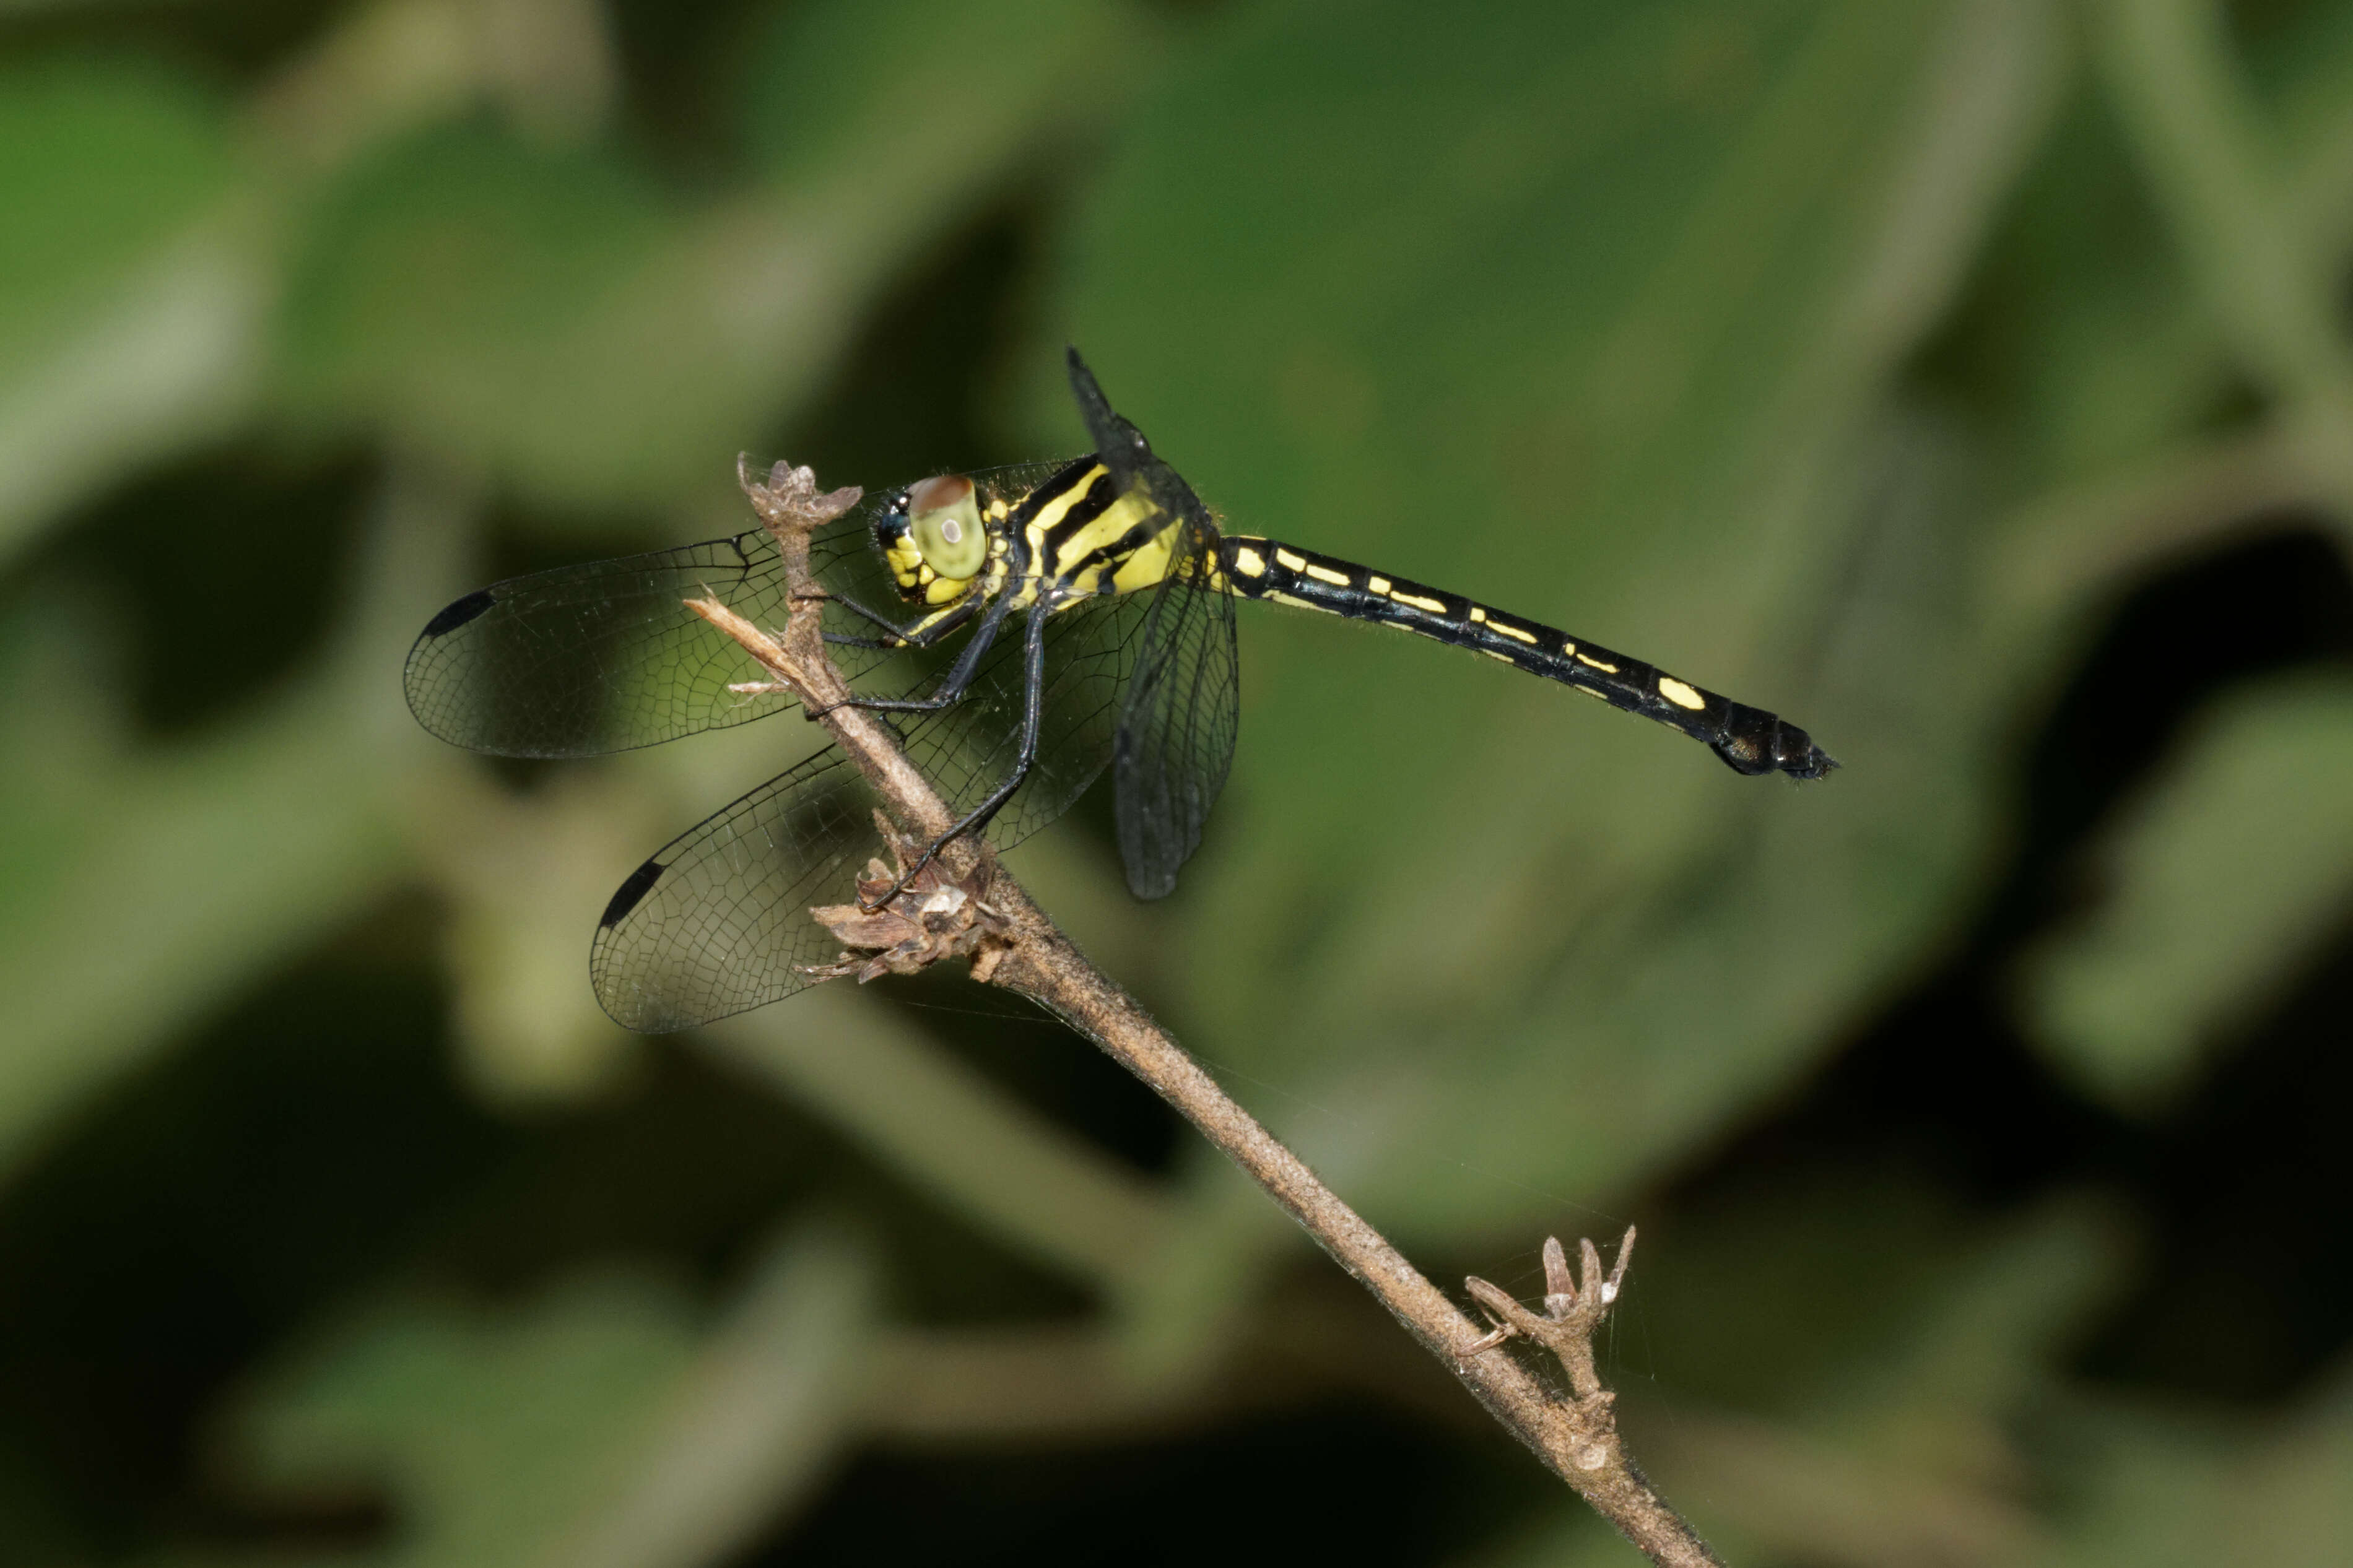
406,350,1835,1031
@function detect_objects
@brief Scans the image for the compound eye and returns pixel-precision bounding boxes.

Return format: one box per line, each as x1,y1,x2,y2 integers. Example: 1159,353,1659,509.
907,474,986,579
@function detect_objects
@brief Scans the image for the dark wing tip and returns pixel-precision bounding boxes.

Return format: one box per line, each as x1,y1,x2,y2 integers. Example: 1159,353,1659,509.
420,587,497,639
601,858,666,928
1121,851,1181,901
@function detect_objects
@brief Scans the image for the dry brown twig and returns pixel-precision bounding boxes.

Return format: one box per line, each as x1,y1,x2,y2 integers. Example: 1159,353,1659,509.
687,456,1724,1568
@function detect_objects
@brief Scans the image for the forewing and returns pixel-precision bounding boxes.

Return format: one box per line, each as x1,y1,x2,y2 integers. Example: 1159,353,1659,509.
1113,517,1240,898
590,749,887,1031
1064,350,1239,896
405,513,895,758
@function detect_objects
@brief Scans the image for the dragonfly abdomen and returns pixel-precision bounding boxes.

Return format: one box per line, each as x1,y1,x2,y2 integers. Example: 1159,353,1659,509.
1218,535,1835,781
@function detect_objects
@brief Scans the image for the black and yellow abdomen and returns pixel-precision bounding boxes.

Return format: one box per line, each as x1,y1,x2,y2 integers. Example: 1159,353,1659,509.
1216,534,1835,781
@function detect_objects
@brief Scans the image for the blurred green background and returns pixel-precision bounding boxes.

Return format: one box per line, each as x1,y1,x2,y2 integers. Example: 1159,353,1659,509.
6,0,2353,1562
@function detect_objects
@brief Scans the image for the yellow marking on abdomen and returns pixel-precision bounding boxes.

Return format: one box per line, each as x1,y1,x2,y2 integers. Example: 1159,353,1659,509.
1468,605,1486,622
1232,545,1266,577
1390,591,1448,614
1575,652,1619,673
1274,547,1309,571
1489,619,1538,645
1658,677,1705,711
1368,576,1392,595
1267,590,1323,612
1482,649,1519,664
1303,562,1351,587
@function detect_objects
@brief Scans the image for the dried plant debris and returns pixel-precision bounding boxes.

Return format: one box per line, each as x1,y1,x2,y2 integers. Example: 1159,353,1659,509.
804,816,1014,985
737,454,863,540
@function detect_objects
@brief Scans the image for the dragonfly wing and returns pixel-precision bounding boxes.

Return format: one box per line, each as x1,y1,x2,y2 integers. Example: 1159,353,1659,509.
1112,516,1240,898
1064,349,1241,895
591,748,888,1031
404,513,900,759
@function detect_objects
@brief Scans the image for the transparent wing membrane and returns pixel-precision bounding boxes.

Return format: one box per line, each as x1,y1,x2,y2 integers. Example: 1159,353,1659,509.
1066,350,1242,898
1115,516,1240,898
590,750,881,1031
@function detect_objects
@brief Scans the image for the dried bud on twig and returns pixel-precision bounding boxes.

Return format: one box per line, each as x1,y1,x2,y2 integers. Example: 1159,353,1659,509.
737,454,863,541
803,813,1014,984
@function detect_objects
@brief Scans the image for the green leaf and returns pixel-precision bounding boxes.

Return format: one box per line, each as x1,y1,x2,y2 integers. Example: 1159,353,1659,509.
2015,674,2353,1112
0,59,259,565
738,0,1123,193
278,125,692,510
0,58,232,369
1954,87,2234,493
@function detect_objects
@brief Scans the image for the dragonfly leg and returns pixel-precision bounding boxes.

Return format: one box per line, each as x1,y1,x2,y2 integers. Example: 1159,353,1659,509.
860,606,1050,909
820,600,976,654
820,589,934,646
809,591,1013,721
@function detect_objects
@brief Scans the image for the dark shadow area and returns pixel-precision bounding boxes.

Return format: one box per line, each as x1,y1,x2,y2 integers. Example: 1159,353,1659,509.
761,1400,1551,1568
605,0,779,178
0,0,350,83
0,942,488,1555
19,440,378,738
2081,912,2353,1400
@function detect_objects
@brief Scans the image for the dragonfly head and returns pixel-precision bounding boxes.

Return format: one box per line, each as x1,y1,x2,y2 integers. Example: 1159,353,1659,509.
876,474,988,604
